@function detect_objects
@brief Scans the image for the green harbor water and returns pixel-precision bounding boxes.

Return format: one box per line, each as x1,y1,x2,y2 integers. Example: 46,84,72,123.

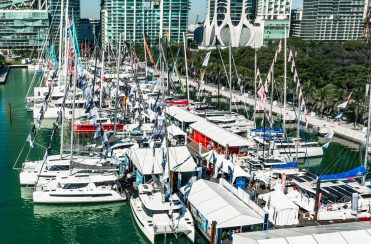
0,69,369,243
0,69,203,243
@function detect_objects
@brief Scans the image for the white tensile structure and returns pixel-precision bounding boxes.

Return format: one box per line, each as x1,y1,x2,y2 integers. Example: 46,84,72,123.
203,0,291,48
203,0,263,47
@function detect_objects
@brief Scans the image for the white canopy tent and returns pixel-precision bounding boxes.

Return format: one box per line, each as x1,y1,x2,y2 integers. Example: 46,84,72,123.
127,148,163,175
259,189,299,226
190,120,255,148
166,106,203,125
127,147,197,175
233,222,371,244
181,179,264,229
167,124,186,137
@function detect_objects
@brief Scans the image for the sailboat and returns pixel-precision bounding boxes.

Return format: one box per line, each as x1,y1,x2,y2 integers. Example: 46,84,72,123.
129,37,195,242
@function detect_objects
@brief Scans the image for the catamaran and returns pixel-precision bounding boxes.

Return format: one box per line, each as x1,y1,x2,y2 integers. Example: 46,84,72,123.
130,183,194,243
33,173,126,204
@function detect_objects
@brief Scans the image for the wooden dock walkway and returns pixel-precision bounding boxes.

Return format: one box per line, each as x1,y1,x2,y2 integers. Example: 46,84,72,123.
182,77,367,145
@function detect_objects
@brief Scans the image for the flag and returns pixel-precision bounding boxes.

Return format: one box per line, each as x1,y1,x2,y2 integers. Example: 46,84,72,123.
274,51,278,63
26,133,33,148
277,40,282,53
257,85,266,102
202,51,211,67
288,50,293,62
110,153,121,165
144,37,161,76
322,142,331,148
94,126,102,139
335,113,343,120
291,60,296,73
337,101,348,109
347,92,352,100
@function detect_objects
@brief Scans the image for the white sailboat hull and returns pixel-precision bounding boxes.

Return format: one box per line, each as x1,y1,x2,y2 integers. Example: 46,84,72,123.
130,197,195,243
33,190,125,204
278,146,323,159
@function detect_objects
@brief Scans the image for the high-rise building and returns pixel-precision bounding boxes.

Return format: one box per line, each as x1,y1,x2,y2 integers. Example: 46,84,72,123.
0,0,49,49
80,18,101,45
48,0,80,44
203,0,291,48
256,0,291,42
301,0,369,40
102,0,189,45
290,8,302,37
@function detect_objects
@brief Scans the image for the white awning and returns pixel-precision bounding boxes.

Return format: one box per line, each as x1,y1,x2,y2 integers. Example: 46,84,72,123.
167,124,186,137
166,106,203,124
168,146,197,172
232,165,251,183
128,147,197,175
190,120,255,148
181,179,264,228
127,148,163,175
233,221,371,244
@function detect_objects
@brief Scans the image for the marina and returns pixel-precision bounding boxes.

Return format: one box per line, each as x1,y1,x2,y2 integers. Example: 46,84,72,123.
1,1,371,243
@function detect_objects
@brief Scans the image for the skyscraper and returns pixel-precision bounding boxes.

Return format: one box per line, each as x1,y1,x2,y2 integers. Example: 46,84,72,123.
301,0,369,40
0,0,49,49
102,0,190,45
203,0,291,48
48,0,80,44
290,8,302,37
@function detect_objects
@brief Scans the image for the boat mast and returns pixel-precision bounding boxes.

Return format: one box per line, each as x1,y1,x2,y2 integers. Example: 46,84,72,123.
57,0,64,88
270,65,274,129
69,47,77,175
60,0,69,158
229,43,232,113
296,85,301,162
217,44,220,109
283,27,287,129
100,45,105,109
254,47,257,128
143,33,148,79
362,81,371,185
114,33,122,135
182,32,190,103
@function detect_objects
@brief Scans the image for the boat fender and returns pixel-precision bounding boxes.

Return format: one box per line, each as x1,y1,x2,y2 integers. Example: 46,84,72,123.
327,204,332,211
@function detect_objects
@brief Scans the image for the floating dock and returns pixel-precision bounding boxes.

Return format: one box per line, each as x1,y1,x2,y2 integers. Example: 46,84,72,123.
0,64,9,84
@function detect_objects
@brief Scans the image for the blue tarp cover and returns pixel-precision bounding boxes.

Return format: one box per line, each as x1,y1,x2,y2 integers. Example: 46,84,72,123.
272,162,298,169
319,165,366,181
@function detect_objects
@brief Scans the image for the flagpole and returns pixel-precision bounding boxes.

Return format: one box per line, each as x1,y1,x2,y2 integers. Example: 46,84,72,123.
229,43,232,113
182,32,190,103
296,87,301,163
143,33,148,79
283,26,287,130
70,45,77,175
254,47,257,129
100,45,105,109
114,33,121,135
60,0,69,159
57,0,64,88
362,82,371,185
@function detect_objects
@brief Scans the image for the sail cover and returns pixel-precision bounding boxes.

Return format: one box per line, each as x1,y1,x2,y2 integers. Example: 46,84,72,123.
319,165,366,181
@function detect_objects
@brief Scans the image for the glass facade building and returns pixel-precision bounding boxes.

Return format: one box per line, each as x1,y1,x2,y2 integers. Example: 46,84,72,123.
103,0,190,45
0,0,49,49
48,0,80,43
203,0,290,48
301,0,368,40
